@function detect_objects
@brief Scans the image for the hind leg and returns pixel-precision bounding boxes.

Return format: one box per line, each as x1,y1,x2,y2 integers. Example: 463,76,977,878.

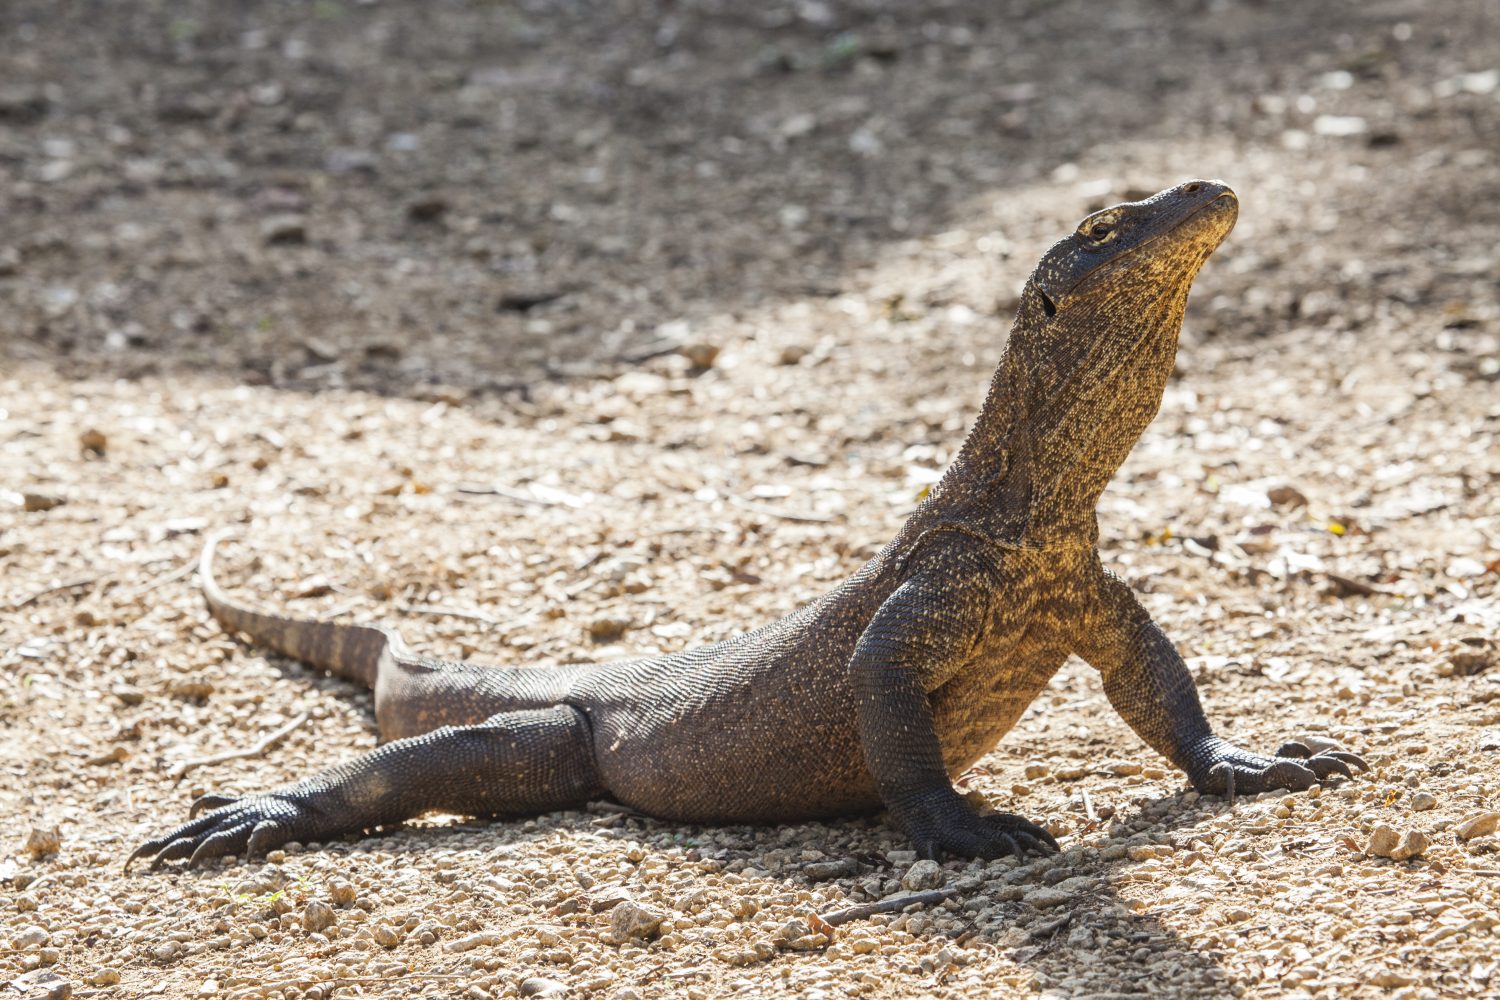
128,705,601,871
374,655,585,741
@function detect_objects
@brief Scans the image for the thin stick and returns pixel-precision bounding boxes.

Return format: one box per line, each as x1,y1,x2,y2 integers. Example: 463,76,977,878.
819,887,960,927
396,602,498,625
728,496,835,523
166,713,311,780
454,484,557,507
8,576,98,610
122,558,199,600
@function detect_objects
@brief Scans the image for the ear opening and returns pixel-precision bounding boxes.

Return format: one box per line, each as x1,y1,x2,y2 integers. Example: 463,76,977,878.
1038,288,1057,317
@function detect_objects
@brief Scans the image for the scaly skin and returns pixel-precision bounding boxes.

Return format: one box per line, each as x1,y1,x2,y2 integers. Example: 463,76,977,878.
128,180,1366,872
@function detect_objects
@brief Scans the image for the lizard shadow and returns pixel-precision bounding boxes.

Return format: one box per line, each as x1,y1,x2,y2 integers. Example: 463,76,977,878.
296,786,1255,998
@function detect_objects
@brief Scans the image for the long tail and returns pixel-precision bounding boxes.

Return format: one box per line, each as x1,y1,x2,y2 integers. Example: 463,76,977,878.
200,533,399,689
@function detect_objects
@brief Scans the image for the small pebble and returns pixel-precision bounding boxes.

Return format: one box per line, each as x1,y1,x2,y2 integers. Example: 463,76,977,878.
1365,824,1399,858
901,859,946,891
79,429,107,454
609,901,663,941
303,900,336,934
1390,830,1430,862
23,828,60,859
1411,791,1437,811
1454,812,1500,841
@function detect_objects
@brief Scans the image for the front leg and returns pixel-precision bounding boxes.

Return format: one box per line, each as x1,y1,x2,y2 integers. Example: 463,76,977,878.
127,705,601,871
1076,569,1366,797
852,569,1057,860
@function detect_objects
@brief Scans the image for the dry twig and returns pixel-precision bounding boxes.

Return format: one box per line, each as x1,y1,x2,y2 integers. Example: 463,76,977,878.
166,712,311,781
818,887,960,927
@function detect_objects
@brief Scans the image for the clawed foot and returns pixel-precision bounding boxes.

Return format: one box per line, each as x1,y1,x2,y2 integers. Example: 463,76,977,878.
897,789,1060,861
1194,737,1368,803
125,788,328,873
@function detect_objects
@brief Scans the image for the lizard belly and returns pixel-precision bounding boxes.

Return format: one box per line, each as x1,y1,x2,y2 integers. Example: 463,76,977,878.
583,602,883,824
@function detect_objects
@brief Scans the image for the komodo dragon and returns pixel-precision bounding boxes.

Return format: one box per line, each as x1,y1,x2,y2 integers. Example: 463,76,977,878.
129,179,1366,872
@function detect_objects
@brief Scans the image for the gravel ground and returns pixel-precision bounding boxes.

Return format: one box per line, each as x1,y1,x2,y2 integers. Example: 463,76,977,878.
3,1,1499,998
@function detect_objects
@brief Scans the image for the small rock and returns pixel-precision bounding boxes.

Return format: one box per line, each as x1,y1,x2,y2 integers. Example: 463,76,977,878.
14,925,49,949
7,969,70,1000
260,214,308,246
328,880,357,907
1105,761,1142,776
777,344,809,365
20,492,64,512
445,931,502,953
803,858,856,881
1447,557,1488,579
589,886,634,913
406,195,449,223
715,945,766,966
89,969,121,987
0,245,19,275
1411,791,1437,812
902,859,947,891
773,918,811,944
79,428,107,454
884,849,917,866
519,977,569,997
678,342,721,370
112,685,145,706
1023,763,1051,780
1365,824,1400,858
1389,830,1430,862
371,924,401,949
588,616,630,642
303,900,336,934
0,85,49,123
609,901,663,941
1370,970,1416,988
24,827,61,859
778,930,829,951
1312,114,1367,137
1266,484,1309,508
1454,812,1500,841
1025,886,1072,909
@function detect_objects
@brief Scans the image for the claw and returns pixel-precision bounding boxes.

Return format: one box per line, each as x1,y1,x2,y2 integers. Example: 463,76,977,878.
1305,755,1354,782
1325,750,1368,772
189,793,238,818
149,835,200,871
124,813,221,873
1275,741,1312,759
1210,761,1236,804
244,819,287,861
1264,759,1318,791
187,823,253,869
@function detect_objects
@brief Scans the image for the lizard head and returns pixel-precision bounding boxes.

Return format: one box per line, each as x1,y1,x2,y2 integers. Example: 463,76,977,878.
1028,179,1238,316
970,180,1238,539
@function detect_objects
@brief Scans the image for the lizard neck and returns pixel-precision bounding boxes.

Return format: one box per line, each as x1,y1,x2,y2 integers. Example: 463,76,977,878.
920,282,1186,548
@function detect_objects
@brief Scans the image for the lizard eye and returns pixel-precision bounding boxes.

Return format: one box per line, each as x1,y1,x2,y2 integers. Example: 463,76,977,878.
1089,223,1112,239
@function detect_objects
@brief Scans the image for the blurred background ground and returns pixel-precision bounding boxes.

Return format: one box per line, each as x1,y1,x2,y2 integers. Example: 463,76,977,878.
2,1,1498,998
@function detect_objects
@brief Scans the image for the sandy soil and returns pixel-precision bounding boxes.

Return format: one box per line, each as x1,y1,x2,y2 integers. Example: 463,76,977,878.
3,1,1499,997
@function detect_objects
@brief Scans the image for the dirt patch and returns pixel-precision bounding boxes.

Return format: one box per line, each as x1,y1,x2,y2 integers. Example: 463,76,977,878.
3,1,1499,998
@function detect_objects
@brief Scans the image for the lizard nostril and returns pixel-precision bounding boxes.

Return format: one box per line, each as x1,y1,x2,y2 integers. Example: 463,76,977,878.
1183,182,1202,194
